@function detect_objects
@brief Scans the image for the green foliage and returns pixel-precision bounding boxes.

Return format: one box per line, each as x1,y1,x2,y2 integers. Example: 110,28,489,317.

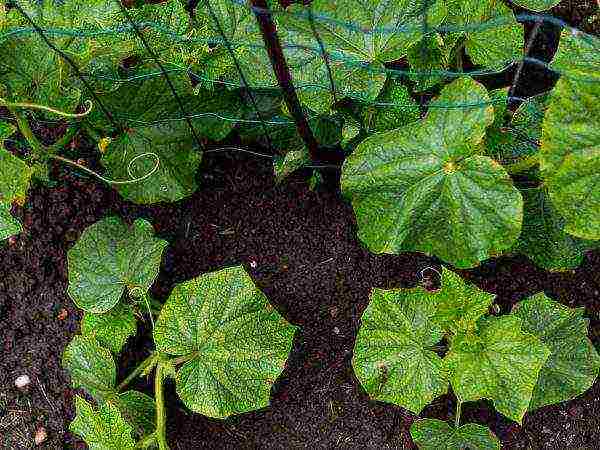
540,76,600,240
153,265,297,418
445,315,550,423
81,303,138,354
512,293,600,410
361,81,420,133
551,29,600,81
411,419,500,450
62,335,117,402
67,217,168,313
353,286,447,414
354,267,598,431
70,396,136,450
341,77,522,268
511,0,561,11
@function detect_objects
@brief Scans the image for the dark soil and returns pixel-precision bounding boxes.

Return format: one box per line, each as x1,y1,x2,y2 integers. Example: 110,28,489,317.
1,1,599,449
1,147,599,449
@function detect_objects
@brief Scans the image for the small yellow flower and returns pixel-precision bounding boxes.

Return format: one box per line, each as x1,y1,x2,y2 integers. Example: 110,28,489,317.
98,137,112,154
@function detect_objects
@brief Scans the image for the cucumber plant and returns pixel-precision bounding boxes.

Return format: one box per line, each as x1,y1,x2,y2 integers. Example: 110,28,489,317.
353,267,600,449
63,217,297,449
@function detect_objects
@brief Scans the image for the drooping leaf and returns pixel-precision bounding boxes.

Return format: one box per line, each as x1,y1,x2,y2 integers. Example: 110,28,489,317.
114,391,156,439
341,77,522,268
68,217,168,314
62,335,117,402
407,35,448,92
153,265,297,418
510,0,561,11
81,303,138,354
444,316,550,423
353,287,447,414
540,76,600,240
361,80,420,133
485,90,547,166
70,396,136,450
433,267,495,334
551,29,600,81
515,187,599,271
0,204,21,241
273,148,310,183
411,419,500,450
512,293,600,410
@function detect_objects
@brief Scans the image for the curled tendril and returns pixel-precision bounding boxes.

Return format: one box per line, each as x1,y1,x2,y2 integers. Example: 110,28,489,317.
419,266,441,281
1,99,94,119
51,151,161,185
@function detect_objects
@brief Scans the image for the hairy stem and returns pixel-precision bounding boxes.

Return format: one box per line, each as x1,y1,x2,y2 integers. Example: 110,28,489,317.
117,353,158,392
135,433,157,449
455,400,462,428
2,99,93,118
154,362,170,450
7,106,44,157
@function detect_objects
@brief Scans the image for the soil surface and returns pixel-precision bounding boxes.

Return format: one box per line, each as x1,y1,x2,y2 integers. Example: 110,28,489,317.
1,1,599,449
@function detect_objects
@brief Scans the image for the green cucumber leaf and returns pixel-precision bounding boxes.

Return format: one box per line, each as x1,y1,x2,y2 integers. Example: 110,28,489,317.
511,0,561,11
540,77,600,240
70,396,136,450
62,335,116,402
411,419,500,450
551,29,600,81
352,287,447,414
444,316,550,423
463,2,522,72
102,122,202,204
81,303,138,354
515,187,599,271
361,80,420,133
67,217,168,314
433,267,495,334
0,204,21,241
341,77,522,268
114,391,156,439
273,148,310,183
86,74,243,141
0,147,32,206
512,293,600,410
153,265,297,418
485,90,547,165
280,0,447,112
407,35,448,92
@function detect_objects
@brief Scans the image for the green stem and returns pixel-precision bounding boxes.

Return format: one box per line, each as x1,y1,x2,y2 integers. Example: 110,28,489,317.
135,433,157,449
47,125,79,154
455,400,462,428
455,43,464,74
7,106,44,157
171,351,200,367
154,363,170,450
117,353,158,392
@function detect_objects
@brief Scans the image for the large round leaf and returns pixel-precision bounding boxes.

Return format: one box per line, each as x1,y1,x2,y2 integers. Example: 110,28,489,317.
353,287,447,414
551,30,600,81
153,266,297,418
102,123,202,204
444,316,550,423
512,293,600,410
540,76,600,239
411,419,500,450
67,217,168,313
341,77,522,268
